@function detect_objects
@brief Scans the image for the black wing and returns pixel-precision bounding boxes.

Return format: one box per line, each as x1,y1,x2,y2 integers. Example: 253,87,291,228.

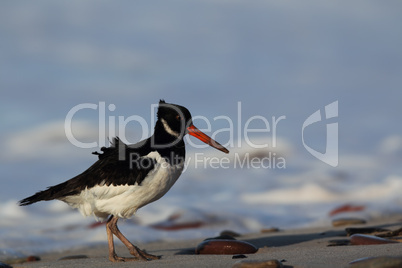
19,137,156,206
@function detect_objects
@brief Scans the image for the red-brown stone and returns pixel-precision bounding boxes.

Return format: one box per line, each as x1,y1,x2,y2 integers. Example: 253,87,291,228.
350,234,399,245
195,239,258,255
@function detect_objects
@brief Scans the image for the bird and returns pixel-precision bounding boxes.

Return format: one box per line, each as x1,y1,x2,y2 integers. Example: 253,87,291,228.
19,100,229,262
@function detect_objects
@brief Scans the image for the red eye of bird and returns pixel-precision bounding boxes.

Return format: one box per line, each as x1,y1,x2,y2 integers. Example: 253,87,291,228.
176,115,181,121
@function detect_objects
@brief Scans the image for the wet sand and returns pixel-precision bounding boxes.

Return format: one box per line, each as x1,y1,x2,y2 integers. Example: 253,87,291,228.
12,216,402,268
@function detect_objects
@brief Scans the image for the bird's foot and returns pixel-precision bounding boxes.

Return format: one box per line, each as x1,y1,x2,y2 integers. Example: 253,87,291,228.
129,247,161,261
109,254,140,262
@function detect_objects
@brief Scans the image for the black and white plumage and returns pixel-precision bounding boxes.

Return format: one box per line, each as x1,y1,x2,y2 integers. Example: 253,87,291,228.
19,100,229,262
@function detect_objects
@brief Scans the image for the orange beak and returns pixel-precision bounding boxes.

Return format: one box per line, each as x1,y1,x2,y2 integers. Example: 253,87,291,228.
187,124,229,154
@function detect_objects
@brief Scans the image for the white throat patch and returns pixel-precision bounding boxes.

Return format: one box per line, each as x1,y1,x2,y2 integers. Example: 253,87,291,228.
161,118,180,138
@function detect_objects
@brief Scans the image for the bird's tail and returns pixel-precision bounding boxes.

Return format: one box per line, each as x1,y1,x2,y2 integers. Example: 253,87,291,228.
19,191,47,206
18,182,69,206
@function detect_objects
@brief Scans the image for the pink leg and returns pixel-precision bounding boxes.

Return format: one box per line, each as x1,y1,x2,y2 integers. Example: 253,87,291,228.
106,215,160,262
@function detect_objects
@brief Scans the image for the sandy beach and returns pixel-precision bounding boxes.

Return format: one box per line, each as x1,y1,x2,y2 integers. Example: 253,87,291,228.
7,216,401,268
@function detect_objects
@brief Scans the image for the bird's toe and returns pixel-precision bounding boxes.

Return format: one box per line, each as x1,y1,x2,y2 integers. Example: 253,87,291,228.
129,247,161,260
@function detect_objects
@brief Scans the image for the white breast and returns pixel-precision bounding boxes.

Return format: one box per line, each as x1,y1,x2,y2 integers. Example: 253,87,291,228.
61,151,184,220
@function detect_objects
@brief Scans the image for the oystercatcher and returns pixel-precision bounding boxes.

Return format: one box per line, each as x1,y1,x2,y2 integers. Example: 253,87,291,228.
19,100,229,262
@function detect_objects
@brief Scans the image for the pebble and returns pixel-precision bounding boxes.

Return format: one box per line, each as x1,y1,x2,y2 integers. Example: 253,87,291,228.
350,234,399,245
393,237,402,242
0,262,12,268
88,221,105,229
150,210,217,231
349,256,402,268
150,221,204,230
3,256,40,265
232,254,247,259
27,256,40,262
261,227,280,233
196,239,258,255
332,218,366,227
232,259,283,268
327,239,350,246
376,227,402,237
329,204,365,216
345,227,389,236
58,255,89,261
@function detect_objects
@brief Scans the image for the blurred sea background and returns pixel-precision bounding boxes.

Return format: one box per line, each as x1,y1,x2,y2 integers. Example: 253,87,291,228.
1,0,402,256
